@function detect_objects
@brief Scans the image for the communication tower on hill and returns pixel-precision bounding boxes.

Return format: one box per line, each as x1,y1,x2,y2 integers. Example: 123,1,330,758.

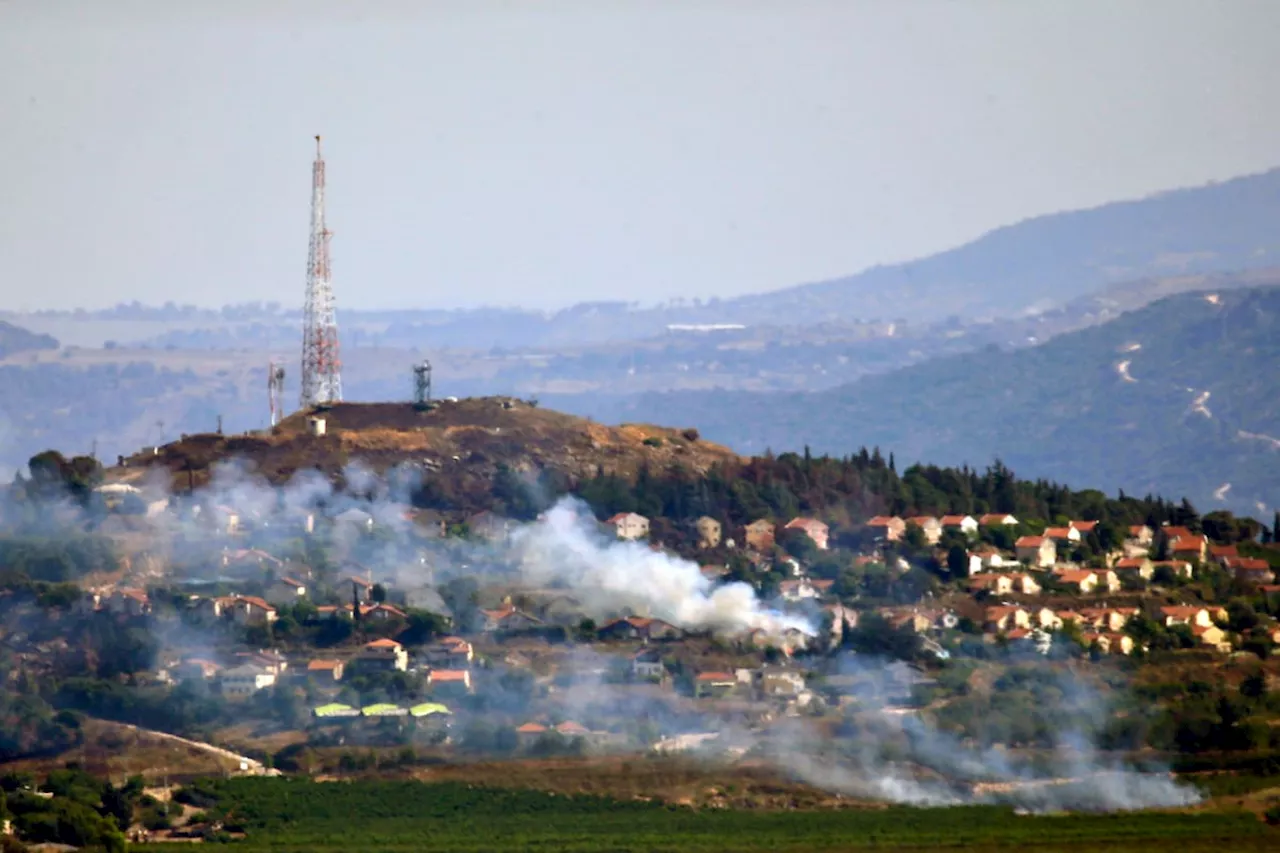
413,360,433,410
299,135,343,409
268,361,286,426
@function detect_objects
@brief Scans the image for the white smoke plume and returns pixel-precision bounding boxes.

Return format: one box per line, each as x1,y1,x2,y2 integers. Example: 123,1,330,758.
510,497,814,640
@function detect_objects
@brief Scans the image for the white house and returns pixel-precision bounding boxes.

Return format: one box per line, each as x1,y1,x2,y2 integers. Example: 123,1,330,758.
631,648,665,680
359,638,409,672
1015,536,1057,568
940,515,979,536
605,512,650,540
220,664,276,699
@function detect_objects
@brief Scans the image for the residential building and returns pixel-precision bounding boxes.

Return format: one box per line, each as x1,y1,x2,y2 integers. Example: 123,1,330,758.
778,578,834,602
1151,560,1194,579
1033,608,1063,630
978,513,1019,527
1226,557,1275,585
361,603,408,622
1015,536,1056,568
1128,525,1154,546
1092,569,1121,593
695,516,722,549
984,606,1030,632
1113,557,1154,581
598,615,683,641
906,516,942,545
1053,569,1099,594
1192,624,1230,652
1161,606,1212,628
427,669,473,695
515,722,548,750
940,514,979,536
104,588,151,617
1043,526,1082,545
970,547,1010,571
758,666,807,698
265,577,307,608
1069,520,1099,535
694,671,739,699
220,664,276,699
1079,608,1138,632
784,518,830,550
423,637,473,669
631,648,665,680
1170,535,1208,562
743,519,776,551
348,575,375,603
968,574,1013,596
606,512,650,541
478,605,543,633
865,516,905,542
306,659,345,682
227,596,278,626
1208,544,1239,563
359,638,408,672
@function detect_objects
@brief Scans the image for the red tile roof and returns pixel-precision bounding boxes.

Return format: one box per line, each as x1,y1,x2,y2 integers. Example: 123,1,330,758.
695,672,736,682
429,669,469,682
1015,536,1046,547
1069,520,1098,532
307,659,342,671
365,638,403,649
516,722,547,734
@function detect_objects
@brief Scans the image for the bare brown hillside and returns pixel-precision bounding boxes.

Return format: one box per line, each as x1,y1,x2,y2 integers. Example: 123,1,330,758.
109,396,739,494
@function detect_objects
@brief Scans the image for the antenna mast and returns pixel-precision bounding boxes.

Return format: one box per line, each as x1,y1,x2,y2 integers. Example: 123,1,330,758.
268,361,286,427
300,135,343,409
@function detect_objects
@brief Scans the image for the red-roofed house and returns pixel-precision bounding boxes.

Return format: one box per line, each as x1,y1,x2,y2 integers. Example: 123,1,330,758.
1128,525,1154,545
555,720,590,737
228,595,277,626
359,638,408,672
1161,606,1212,629
778,578,835,602
598,616,683,642
1170,535,1208,562
427,669,473,694
1226,557,1275,585
479,605,543,633
1151,559,1195,579
784,518,830,550
515,722,548,749
1113,557,1154,581
979,513,1019,527
865,516,905,542
1015,536,1056,568
984,606,1030,633
605,512,650,541
1209,544,1239,563
694,671,740,699
105,588,152,617
1069,520,1099,534
940,514,978,535
306,659,345,682
1044,526,1082,545
1053,569,1099,594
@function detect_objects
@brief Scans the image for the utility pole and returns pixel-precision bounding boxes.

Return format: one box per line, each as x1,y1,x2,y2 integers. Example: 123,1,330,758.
300,135,343,409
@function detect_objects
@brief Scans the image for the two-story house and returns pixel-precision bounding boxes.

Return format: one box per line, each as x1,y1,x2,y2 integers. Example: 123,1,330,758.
1015,536,1056,568
265,577,307,608
784,518,830,550
694,516,722,549
743,519,776,551
865,516,906,542
220,664,275,699
940,515,979,536
358,638,408,672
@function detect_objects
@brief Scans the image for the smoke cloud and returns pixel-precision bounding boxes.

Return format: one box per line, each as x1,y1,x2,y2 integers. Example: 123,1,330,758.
510,498,813,640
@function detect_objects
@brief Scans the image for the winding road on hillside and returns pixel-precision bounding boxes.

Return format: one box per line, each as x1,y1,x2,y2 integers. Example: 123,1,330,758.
111,721,268,775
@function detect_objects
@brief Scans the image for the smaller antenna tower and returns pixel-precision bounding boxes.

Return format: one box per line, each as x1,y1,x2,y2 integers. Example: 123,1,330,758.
268,361,287,427
413,360,433,410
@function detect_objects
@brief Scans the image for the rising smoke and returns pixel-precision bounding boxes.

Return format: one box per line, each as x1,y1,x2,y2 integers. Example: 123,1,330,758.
2,458,1201,812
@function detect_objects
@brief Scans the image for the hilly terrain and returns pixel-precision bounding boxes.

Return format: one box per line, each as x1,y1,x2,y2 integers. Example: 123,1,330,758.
111,396,737,505
596,286,1280,517
0,319,58,359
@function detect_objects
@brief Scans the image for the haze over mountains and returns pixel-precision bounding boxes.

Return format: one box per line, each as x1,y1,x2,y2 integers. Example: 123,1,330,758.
1,168,1279,516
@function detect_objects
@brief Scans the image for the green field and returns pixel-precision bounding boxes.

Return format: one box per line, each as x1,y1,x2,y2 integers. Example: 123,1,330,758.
136,778,1278,853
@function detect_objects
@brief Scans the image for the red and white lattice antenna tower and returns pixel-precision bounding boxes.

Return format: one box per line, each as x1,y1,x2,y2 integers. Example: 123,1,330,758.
300,135,343,408
267,360,286,427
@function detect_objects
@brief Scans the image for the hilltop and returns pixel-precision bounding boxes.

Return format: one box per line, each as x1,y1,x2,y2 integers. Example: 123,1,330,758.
110,396,738,495
0,319,58,359
609,286,1280,515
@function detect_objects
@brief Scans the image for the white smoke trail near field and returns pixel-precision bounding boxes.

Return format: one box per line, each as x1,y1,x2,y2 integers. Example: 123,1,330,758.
511,497,813,640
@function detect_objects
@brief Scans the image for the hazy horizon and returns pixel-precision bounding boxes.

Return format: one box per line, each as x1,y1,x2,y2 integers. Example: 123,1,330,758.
4,1,1280,312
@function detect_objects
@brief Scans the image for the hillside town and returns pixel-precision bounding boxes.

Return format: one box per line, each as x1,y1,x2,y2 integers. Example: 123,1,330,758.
4,450,1279,776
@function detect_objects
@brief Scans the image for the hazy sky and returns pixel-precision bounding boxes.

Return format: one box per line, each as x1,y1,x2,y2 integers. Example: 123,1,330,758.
3,1,1280,312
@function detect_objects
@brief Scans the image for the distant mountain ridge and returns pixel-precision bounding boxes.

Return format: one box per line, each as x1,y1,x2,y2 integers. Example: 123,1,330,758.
600,286,1280,517
0,320,57,359
723,168,1280,327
